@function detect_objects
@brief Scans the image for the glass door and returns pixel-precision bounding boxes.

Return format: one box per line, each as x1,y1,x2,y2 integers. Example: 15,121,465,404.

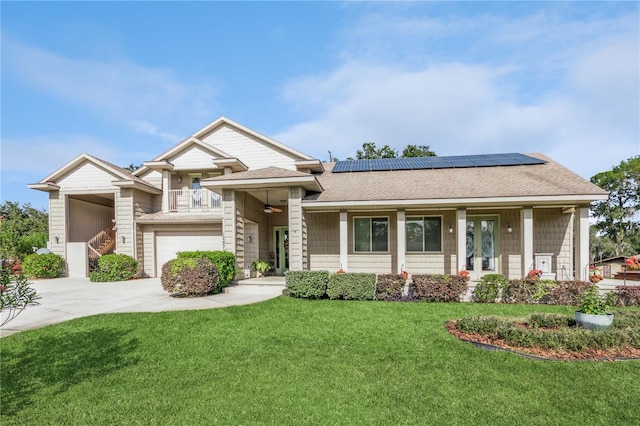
273,227,289,275
466,218,498,279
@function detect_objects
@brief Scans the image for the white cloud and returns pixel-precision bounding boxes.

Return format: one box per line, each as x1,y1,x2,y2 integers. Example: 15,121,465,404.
275,9,639,179
2,36,219,141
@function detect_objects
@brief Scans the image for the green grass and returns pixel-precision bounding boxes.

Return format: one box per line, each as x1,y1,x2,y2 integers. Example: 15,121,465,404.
2,298,639,425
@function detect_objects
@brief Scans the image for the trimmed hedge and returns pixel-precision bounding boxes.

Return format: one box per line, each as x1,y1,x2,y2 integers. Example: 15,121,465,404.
327,273,376,300
376,274,405,301
472,274,509,303
89,254,137,282
412,274,468,302
548,280,591,305
21,253,65,278
501,279,557,304
286,270,329,299
177,251,236,286
161,258,220,297
615,285,640,306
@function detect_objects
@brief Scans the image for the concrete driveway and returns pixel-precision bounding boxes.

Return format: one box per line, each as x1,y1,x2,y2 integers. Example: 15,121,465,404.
0,276,285,338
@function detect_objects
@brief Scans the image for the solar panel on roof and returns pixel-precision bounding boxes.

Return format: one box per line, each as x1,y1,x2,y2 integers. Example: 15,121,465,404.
331,153,545,173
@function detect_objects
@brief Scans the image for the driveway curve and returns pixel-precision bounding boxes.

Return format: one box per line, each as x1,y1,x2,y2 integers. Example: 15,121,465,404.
1,277,285,337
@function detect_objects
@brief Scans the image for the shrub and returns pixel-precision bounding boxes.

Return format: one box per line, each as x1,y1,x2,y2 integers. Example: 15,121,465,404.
614,285,640,306
161,258,220,297
526,313,574,329
376,274,405,301
286,270,329,299
577,285,608,314
548,280,591,306
472,274,508,303
327,273,376,300
89,254,137,282
501,279,556,304
21,253,65,278
177,251,236,286
412,274,468,302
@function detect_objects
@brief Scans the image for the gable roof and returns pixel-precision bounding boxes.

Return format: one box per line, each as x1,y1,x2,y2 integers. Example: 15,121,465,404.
303,153,608,209
133,137,233,176
28,153,160,193
192,116,314,161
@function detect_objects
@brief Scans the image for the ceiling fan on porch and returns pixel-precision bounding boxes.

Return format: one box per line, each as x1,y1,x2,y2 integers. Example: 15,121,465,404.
263,191,283,214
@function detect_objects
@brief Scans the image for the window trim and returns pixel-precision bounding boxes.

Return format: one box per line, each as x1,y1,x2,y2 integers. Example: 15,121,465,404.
406,215,443,253
353,216,390,253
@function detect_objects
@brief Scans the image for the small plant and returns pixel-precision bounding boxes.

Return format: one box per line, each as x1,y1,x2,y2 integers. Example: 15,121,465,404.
577,285,608,315
526,269,543,280
251,260,271,276
336,268,345,274
458,270,470,281
625,256,640,271
0,266,39,326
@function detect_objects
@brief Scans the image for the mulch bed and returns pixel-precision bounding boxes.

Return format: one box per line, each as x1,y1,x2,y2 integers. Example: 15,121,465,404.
445,320,640,362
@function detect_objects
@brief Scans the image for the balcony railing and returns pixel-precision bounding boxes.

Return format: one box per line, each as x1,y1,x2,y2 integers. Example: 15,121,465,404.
169,189,221,212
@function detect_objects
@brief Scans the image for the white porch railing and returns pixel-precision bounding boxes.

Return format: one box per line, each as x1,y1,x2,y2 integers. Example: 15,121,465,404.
169,189,221,212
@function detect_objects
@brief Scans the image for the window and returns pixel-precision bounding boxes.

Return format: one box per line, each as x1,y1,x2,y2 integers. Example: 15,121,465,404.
406,217,442,252
354,217,388,252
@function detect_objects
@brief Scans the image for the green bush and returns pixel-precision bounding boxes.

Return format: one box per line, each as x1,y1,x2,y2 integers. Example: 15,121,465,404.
21,253,65,278
177,251,236,286
472,274,508,303
161,258,220,297
89,254,138,282
376,274,405,301
327,273,376,300
412,274,468,302
286,270,329,299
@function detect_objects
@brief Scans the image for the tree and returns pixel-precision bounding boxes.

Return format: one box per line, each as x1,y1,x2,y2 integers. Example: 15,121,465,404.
590,156,640,257
590,225,616,262
347,142,436,160
401,144,436,158
0,202,49,260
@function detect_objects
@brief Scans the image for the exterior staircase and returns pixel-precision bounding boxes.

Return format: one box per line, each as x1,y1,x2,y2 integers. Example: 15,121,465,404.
87,226,116,271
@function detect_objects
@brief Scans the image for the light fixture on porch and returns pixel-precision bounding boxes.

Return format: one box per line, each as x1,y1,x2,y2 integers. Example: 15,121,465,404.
247,235,252,243
121,236,126,244
506,224,513,233
54,236,59,244
178,176,182,183
448,225,454,234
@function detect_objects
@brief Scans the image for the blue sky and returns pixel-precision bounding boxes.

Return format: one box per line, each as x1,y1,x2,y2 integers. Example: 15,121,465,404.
2,1,638,210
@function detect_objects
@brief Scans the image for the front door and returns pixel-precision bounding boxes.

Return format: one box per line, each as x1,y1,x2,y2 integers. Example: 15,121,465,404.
273,227,289,275
466,217,499,279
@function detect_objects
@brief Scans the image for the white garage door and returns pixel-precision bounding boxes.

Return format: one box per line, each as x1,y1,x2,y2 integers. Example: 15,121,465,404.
156,230,223,276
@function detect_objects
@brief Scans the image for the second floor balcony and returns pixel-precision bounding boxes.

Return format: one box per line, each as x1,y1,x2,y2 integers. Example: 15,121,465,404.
168,188,221,212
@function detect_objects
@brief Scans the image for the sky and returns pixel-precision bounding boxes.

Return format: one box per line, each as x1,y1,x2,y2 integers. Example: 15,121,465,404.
2,1,639,211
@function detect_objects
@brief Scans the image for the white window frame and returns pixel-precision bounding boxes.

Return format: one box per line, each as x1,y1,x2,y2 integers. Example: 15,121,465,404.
353,216,389,253
406,216,443,253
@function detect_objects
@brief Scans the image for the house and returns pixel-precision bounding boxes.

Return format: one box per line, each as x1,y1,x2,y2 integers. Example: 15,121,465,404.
592,255,640,280
28,117,608,281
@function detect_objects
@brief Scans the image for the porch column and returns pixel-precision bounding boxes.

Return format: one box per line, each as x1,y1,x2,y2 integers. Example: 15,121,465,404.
456,209,466,272
575,206,590,281
288,187,306,271
521,208,534,276
339,211,348,271
397,210,406,274
222,189,236,254
162,170,170,213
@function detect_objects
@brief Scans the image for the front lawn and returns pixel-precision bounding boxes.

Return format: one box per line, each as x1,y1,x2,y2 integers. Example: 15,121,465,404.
2,298,639,425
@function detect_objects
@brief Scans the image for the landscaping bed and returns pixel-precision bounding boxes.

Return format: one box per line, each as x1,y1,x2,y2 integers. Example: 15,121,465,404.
446,310,640,361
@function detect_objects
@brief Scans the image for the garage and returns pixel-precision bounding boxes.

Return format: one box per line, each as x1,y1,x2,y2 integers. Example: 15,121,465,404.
155,229,223,276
